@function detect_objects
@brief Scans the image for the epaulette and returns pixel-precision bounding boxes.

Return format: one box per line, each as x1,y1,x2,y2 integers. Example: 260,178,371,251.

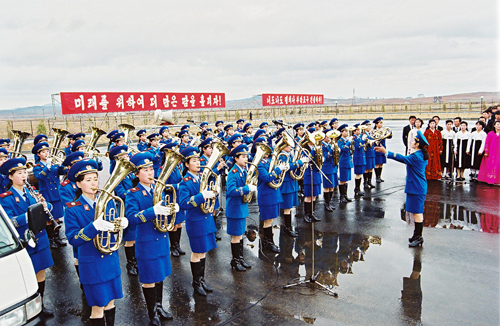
130,187,140,193
61,179,71,187
200,157,206,162
34,164,40,167
183,176,192,182
0,191,13,198
66,201,82,208
232,168,238,173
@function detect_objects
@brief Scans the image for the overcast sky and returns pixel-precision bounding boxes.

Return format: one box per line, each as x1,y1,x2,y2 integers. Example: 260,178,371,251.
0,0,497,109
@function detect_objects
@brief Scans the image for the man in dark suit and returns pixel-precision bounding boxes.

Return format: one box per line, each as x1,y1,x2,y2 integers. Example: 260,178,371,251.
452,117,462,132
402,115,416,154
432,116,443,131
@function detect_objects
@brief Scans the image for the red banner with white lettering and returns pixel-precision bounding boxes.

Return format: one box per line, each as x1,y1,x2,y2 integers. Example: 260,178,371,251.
60,92,226,115
262,94,324,107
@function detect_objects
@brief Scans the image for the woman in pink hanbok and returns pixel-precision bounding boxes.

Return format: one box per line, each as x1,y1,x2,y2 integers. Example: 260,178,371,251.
477,120,500,185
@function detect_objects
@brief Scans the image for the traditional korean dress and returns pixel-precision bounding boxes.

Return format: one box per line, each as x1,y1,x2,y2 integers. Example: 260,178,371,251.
423,129,442,180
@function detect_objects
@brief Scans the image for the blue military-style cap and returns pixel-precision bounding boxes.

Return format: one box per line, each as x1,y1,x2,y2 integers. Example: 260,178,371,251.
34,134,48,145
130,151,154,169
353,123,360,129
0,157,27,175
67,159,99,182
67,133,74,140
0,148,9,157
180,146,199,160
236,119,245,124
161,141,178,150
253,129,266,141
200,122,208,128
307,127,316,133
107,130,118,139
32,141,50,154
159,126,169,134
0,139,11,146
329,118,338,125
199,137,213,149
323,128,332,133
136,129,147,136
224,124,233,131
111,132,125,143
230,144,249,157
62,151,85,167
259,122,268,129
373,117,383,124
338,124,348,132
275,128,285,138
227,134,243,148
293,123,304,131
251,137,267,154
215,120,224,126
109,145,129,160
307,122,316,129
181,125,190,131
415,130,429,146
147,133,159,141
72,140,86,152
361,119,370,125
243,123,252,131
73,133,86,140
178,130,189,138
320,120,328,127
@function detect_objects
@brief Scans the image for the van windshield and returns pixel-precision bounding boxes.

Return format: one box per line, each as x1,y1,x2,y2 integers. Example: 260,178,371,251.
0,206,19,256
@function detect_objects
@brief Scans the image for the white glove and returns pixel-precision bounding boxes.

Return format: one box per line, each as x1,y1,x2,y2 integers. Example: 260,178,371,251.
202,190,216,199
248,184,257,192
46,157,52,167
284,163,290,171
300,156,310,164
153,201,172,216
120,217,129,229
174,203,180,213
93,214,115,232
87,149,94,157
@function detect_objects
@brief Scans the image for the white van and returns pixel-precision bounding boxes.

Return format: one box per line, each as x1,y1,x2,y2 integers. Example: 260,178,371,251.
0,204,43,326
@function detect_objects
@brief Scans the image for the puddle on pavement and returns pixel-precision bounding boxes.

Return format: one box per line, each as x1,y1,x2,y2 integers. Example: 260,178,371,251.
400,201,499,233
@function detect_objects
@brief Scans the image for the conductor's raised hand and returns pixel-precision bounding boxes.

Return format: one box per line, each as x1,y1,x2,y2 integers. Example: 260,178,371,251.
374,146,387,154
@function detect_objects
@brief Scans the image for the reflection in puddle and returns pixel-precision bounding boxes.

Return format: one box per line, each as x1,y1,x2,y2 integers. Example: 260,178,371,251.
292,315,317,324
400,202,500,233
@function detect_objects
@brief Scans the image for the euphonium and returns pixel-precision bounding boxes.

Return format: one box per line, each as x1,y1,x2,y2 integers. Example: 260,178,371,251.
86,127,106,158
199,139,229,214
93,157,136,254
242,142,272,203
268,131,293,189
346,127,356,154
326,130,341,166
152,148,185,232
9,130,31,159
311,130,326,169
48,128,70,164
290,130,315,180
118,124,139,155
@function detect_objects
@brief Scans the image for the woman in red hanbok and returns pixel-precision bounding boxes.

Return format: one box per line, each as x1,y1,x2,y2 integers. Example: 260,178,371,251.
477,120,500,185
424,120,443,180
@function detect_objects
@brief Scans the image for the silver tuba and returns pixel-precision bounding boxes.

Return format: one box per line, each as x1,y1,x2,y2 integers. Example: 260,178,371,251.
199,139,229,214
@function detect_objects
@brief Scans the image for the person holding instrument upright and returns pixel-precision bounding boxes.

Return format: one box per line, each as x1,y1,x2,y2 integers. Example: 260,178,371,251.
375,130,429,247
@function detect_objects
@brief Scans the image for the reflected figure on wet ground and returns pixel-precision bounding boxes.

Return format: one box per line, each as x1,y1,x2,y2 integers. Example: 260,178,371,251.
401,250,423,323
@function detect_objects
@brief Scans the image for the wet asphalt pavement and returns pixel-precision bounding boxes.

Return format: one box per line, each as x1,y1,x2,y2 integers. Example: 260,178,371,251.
41,120,499,325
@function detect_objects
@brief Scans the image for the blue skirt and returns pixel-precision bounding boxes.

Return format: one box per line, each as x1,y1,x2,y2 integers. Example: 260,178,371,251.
122,224,137,241
227,217,246,236
322,173,337,188
30,246,54,273
189,233,217,254
354,165,366,175
280,192,298,210
304,184,321,197
83,276,123,307
365,157,375,170
50,200,64,220
406,194,426,214
137,254,172,284
339,168,352,182
375,154,387,165
259,204,280,220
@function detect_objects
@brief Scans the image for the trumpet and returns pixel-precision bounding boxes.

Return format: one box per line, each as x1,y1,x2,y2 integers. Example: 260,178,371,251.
24,179,61,231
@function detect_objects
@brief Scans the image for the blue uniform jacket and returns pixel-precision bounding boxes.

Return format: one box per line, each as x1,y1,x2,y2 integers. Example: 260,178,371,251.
64,145,72,156
33,162,66,202
0,175,9,194
226,166,250,218
115,173,134,201
60,179,78,204
65,197,121,285
338,138,353,169
257,158,283,206
353,135,366,166
217,131,225,140
374,133,391,162
179,174,217,238
147,147,163,178
125,183,170,260
303,147,322,186
0,187,50,256
364,135,376,160
243,134,253,145
387,150,428,195
321,142,335,174
159,138,172,145
281,152,303,194
137,141,149,152
164,164,186,224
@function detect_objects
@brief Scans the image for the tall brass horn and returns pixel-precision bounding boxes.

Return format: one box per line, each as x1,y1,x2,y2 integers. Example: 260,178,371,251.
290,130,315,180
9,130,31,159
268,131,293,189
49,128,70,163
93,157,136,254
86,127,106,158
199,139,230,214
152,148,185,232
243,142,272,203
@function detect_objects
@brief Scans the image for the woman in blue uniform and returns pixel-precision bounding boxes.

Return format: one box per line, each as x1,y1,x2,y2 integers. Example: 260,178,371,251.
33,142,68,248
136,129,149,151
321,130,336,211
178,130,190,152
159,126,171,145
215,120,225,139
106,130,118,152
352,124,366,198
178,147,218,296
242,123,253,144
361,120,376,189
223,124,234,142
125,152,175,325
65,159,129,326
64,134,74,156
373,117,391,182
146,133,163,178
0,148,10,193
303,128,322,222
33,134,48,164
236,118,245,133
337,124,354,203
0,157,55,316
225,144,256,271
375,131,429,247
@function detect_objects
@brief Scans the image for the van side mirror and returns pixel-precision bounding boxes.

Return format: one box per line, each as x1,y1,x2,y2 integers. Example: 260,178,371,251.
22,230,37,248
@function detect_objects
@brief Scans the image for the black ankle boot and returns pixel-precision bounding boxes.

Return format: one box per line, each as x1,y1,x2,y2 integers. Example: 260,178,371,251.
125,246,138,276
175,228,186,255
310,203,321,222
283,213,298,237
90,317,105,326
332,186,339,198
104,307,116,326
363,173,370,189
214,212,222,241
238,240,252,269
231,242,246,271
200,258,213,292
155,281,173,320
191,261,207,296
38,281,53,317
53,223,67,247
169,231,180,257
323,192,335,211
344,184,353,202
142,286,160,325
303,202,312,223
46,225,58,249
409,236,424,247
354,179,364,198
367,172,376,188
262,226,280,253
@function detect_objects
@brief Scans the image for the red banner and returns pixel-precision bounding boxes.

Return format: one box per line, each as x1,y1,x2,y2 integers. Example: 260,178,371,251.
262,94,324,107
60,92,226,115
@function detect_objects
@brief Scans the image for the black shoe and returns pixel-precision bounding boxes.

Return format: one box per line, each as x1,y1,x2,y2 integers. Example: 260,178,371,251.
46,226,58,249
199,258,213,292
238,241,252,269
170,247,180,257
176,244,186,255
155,303,173,320
408,235,417,243
231,258,246,271
49,239,58,249
191,261,207,296
311,212,321,222
303,214,312,223
409,236,424,247
126,261,138,276
154,281,173,320
364,182,371,189
324,203,335,212
104,307,116,326
142,287,161,326
174,229,186,255
54,229,67,247
215,229,222,241
284,226,299,237
263,239,280,253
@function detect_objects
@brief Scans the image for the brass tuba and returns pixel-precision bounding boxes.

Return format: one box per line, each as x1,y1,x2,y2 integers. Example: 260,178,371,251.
242,142,272,203
93,157,136,254
9,130,31,159
311,130,326,169
118,123,139,155
86,127,106,158
199,139,230,214
290,130,315,180
267,131,293,189
326,130,341,166
49,128,70,164
152,148,185,232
